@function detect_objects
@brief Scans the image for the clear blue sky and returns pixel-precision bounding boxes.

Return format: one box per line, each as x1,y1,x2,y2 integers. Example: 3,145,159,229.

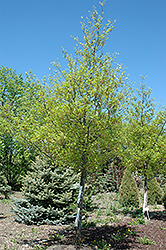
0,0,166,106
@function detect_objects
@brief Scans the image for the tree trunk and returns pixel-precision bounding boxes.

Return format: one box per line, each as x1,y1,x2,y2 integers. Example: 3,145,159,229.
75,169,86,242
143,174,150,220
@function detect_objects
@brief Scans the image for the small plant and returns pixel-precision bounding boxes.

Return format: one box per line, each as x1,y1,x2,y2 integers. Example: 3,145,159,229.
111,231,126,242
3,243,7,249
0,198,10,204
125,228,137,236
98,194,104,200
31,227,39,234
158,226,166,230
16,230,26,239
81,220,96,228
128,217,145,225
96,207,103,217
122,206,132,215
138,235,156,245
49,230,65,241
131,207,143,218
106,208,113,216
152,204,160,210
109,202,119,214
103,217,110,226
93,239,111,249
32,246,47,250
11,238,17,244
110,228,137,242
9,230,13,235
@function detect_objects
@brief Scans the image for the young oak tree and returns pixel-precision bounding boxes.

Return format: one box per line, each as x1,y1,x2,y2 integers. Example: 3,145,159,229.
9,3,129,238
121,80,166,220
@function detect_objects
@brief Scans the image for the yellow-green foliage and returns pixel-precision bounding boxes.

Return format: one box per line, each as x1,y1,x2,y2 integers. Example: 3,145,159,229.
148,177,163,205
118,168,139,207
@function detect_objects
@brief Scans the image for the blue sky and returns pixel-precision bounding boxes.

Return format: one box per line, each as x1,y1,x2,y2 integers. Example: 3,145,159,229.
0,0,166,106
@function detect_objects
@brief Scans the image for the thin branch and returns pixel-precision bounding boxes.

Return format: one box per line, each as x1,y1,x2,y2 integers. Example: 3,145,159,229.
21,135,55,162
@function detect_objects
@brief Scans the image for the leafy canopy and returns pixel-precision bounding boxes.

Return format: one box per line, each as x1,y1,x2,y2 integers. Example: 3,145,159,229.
120,80,166,179
12,4,129,175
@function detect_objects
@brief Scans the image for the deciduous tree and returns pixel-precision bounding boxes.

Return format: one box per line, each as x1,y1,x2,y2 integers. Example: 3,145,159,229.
0,66,39,189
5,3,129,238
121,80,166,220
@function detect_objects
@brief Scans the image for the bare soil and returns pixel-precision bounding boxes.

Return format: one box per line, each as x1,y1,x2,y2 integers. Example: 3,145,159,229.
0,192,166,250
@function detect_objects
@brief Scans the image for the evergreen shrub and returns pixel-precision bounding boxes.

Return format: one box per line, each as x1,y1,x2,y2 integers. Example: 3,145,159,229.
12,157,79,225
147,177,163,205
0,171,11,199
118,168,139,207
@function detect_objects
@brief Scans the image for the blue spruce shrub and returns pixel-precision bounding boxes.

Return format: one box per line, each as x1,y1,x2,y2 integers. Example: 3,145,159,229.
12,157,79,225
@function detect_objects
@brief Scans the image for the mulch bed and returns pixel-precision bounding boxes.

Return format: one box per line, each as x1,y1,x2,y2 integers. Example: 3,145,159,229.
46,214,166,250
0,192,166,249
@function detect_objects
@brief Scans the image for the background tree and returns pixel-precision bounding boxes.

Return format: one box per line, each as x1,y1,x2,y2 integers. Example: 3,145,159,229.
0,131,36,190
120,80,166,219
0,66,39,189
